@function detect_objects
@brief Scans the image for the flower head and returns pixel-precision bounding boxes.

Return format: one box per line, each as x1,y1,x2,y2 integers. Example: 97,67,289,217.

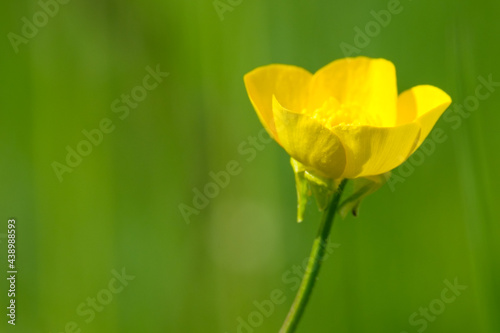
244,57,451,221
244,56,451,180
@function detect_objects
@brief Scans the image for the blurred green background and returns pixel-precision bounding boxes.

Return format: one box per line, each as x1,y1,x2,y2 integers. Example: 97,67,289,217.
1,0,499,332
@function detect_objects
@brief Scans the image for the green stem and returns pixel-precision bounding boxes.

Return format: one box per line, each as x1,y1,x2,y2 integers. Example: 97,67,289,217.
279,179,348,333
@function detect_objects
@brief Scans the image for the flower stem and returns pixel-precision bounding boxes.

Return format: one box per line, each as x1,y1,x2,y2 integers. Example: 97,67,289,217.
279,179,348,333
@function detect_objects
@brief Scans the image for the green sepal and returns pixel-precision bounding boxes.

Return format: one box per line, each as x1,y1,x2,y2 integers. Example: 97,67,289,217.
291,158,341,222
291,159,309,223
304,171,340,212
338,172,391,218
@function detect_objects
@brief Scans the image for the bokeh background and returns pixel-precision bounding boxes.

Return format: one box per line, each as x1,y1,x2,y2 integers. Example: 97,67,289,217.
1,0,499,332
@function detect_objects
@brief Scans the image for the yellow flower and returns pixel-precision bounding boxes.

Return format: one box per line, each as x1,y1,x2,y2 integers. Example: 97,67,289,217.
244,56,451,180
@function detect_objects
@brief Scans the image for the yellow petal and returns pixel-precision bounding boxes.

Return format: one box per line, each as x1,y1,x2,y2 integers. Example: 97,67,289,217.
272,97,346,179
244,65,312,139
309,57,397,127
397,85,452,149
331,123,421,178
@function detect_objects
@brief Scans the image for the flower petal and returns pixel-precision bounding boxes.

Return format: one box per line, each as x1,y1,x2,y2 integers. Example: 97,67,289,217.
331,123,421,178
272,97,346,179
244,65,312,139
397,85,452,149
309,57,398,127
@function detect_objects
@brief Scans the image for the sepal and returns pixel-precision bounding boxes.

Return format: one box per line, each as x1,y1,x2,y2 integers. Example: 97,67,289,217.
338,172,390,218
291,158,341,222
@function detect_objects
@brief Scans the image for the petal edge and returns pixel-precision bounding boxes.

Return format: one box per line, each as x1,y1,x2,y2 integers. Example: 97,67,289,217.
244,65,312,139
273,97,346,179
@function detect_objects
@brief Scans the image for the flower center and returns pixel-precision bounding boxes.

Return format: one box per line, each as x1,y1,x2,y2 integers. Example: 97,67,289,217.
307,97,382,128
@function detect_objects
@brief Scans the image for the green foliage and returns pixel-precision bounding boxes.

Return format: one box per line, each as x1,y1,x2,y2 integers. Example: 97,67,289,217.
0,0,499,332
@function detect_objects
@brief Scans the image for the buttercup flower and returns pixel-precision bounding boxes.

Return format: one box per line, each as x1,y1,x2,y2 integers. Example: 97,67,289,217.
243,57,452,332
244,56,451,180
244,57,451,221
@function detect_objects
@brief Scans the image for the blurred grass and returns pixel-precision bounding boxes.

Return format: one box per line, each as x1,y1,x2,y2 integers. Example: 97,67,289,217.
0,0,499,332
